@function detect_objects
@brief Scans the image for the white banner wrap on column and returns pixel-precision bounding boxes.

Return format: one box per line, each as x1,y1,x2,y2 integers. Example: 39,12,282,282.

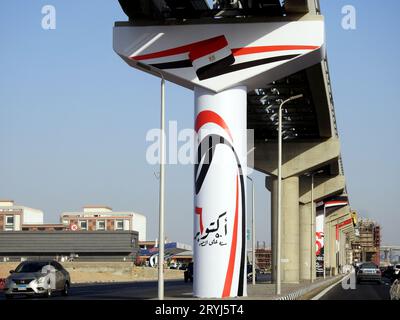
193,86,247,298
315,213,324,276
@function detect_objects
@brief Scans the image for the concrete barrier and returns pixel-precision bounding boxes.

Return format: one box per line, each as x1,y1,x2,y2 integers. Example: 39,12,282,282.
0,262,184,284
276,275,345,300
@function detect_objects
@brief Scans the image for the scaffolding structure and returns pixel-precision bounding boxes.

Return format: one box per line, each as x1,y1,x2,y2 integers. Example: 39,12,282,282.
355,219,381,265
255,241,272,272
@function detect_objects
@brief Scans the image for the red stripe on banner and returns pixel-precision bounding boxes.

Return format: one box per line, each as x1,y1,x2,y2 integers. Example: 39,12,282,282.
189,36,229,62
222,175,239,298
231,45,319,56
132,44,192,61
195,207,204,235
131,35,319,62
132,35,227,61
195,110,233,141
337,218,353,230
325,201,348,205
325,201,348,207
336,218,352,240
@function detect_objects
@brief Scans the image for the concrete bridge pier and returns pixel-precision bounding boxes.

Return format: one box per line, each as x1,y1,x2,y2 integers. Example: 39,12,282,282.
299,202,313,281
264,138,342,284
298,175,346,280
269,175,300,284
270,177,278,283
281,176,300,283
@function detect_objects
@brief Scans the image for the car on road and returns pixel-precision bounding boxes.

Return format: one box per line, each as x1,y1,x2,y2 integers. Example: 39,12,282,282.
394,264,400,276
3,260,70,299
184,262,193,283
356,262,382,284
178,264,187,271
247,264,261,282
382,266,396,281
169,262,179,269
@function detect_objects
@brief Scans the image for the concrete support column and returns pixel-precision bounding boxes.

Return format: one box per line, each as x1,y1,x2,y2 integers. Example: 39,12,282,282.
194,85,248,298
324,220,330,273
327,221,337,275
299,203,313,280
282,176,300,283
270,177,278,283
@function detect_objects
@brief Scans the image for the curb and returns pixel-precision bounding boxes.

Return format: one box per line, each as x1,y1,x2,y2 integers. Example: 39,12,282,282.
276,275,345,300
71,278,183,287
311,274,351,300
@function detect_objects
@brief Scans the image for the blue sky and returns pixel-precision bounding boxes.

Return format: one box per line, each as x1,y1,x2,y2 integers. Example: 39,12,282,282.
0,1,399,245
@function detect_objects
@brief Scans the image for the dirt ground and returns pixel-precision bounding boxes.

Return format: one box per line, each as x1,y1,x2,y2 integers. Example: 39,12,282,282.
0,262,184,284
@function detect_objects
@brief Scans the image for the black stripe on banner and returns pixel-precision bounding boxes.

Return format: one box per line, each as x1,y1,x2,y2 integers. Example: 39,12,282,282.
151,54,300,80
200,54,300,80
238,170,246,296
195,54,235,81
195,134,246,297
151,60,192,69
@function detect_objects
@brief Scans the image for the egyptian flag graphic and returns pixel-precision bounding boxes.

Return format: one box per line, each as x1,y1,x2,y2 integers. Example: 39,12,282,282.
317,196,349,216
324,198,348,208
130,34,320,82
188,35,235,81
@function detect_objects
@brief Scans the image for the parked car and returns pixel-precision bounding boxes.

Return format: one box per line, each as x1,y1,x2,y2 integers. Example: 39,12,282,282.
394,264,400,276
184,262,193,283
382,266,395,281
3,260,70,299
169,262,179,269
247,264,260,282
356,262,382,284
179,264,187,271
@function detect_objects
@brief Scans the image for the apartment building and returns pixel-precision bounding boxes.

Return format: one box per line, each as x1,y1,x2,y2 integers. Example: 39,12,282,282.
61,206,147,241
0,200,44,231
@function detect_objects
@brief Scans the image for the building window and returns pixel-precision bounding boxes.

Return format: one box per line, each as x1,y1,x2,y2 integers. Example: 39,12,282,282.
115,220,124,231
79,220,88,230
96,220,106,231
4,215,14,231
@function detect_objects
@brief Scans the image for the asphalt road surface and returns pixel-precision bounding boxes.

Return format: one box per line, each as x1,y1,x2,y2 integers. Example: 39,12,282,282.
320,277,392,300
0,274,272,300
0,280,193,300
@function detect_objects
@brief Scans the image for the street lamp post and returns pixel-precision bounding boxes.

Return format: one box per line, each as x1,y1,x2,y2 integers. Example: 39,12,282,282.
158,75,166,300
323,203,327,279
310,173,315,283
247,176,256,286
136,62,166,300
276,94,303,295
136,64,166,300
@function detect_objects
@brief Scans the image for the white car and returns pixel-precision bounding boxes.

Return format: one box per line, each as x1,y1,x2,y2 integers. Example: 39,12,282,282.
394,264,400,276
4,260,70,299
390,279,400,300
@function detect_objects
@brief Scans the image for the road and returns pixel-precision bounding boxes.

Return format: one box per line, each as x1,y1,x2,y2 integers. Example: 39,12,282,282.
0,274,272,300
0,280,193,300
5,272,390,300
319,277,392,300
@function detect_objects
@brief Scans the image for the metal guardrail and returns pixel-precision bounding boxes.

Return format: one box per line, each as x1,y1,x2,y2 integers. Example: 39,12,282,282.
276,274,344,300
